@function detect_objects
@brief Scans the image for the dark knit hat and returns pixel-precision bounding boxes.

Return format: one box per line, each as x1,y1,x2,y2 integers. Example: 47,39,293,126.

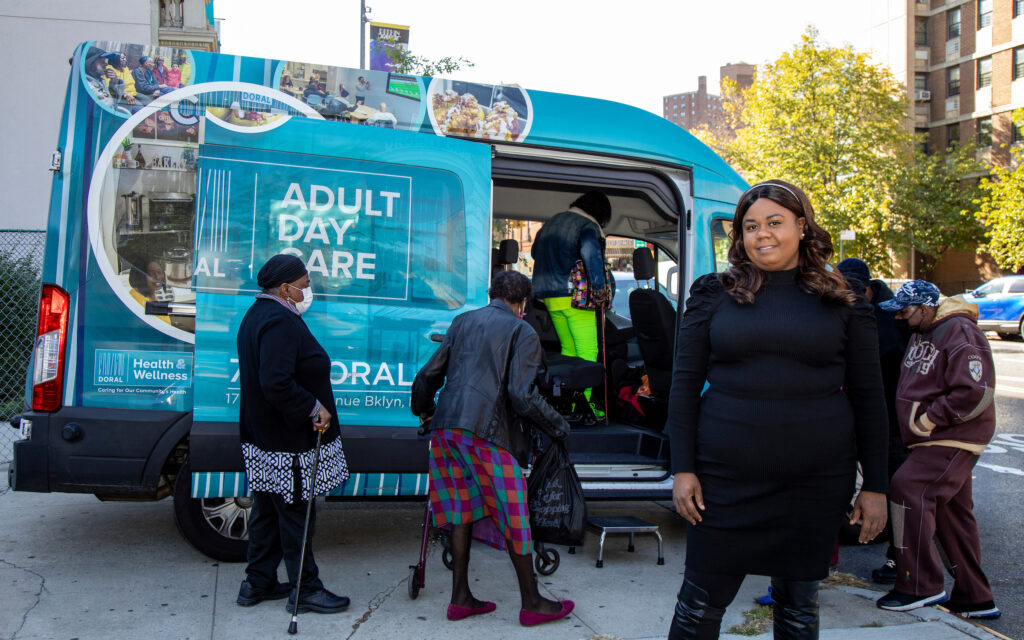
257,254,307,289
836,258,871,286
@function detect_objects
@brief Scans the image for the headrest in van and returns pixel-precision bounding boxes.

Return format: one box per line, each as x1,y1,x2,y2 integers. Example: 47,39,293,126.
498,239,519,265
633,247,656,281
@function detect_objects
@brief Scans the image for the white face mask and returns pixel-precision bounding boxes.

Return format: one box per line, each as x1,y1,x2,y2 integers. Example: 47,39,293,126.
294,286,313,314
286,283,313,314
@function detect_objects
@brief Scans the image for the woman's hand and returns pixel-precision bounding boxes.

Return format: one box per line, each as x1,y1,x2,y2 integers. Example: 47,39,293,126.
850,490,887,544
672,472,704,525
312,405,331,432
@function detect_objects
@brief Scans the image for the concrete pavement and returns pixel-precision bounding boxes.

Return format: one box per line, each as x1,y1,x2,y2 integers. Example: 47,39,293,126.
0,467,1006,640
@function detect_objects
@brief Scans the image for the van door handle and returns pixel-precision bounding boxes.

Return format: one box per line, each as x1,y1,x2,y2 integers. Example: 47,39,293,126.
429,333,444,342
145,302,197,317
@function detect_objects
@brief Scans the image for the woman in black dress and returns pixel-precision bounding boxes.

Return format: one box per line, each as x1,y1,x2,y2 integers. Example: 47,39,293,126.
666,180,889,640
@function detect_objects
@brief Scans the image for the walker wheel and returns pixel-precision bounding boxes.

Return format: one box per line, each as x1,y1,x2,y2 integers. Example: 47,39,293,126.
535,547,560,576
407,566,420,599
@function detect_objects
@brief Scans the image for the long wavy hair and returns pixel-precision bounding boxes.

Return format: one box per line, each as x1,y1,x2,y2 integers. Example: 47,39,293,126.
720,179,855,306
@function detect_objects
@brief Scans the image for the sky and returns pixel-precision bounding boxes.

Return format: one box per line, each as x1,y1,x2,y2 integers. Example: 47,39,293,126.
214,0,878,117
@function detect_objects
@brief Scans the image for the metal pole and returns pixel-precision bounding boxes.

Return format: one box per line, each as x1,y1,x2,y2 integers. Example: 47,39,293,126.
359,0,366,70
839,238,844,262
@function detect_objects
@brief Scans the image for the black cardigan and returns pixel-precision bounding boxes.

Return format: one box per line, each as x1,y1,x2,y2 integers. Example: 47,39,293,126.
236,297,339,453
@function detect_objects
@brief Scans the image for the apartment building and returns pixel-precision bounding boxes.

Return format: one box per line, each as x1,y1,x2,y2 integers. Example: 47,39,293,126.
663,62,755,133
0,0,218,230
871,0,1024,284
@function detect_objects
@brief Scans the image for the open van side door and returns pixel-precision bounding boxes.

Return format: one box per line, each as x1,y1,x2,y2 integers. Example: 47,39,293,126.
188,116,492,479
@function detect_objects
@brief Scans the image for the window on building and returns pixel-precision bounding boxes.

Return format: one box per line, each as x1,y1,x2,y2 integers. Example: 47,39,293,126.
915,128,930,155
915,16,929,45
1016,0,1024,18
947,122,961,148
1015,47,1024,80
947,7,961,39
977,116,993,147
978,0,993,28
915,73,929,92
947,66,961,96
978,57,993,88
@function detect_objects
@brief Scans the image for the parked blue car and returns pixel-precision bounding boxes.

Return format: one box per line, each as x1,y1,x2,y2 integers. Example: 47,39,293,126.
963,275,1024,339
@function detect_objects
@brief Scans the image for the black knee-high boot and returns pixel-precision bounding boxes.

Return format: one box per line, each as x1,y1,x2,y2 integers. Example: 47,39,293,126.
772,578,820,640
668,579,727,640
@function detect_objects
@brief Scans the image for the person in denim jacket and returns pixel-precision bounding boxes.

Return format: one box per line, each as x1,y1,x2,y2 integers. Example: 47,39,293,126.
530,191,611,418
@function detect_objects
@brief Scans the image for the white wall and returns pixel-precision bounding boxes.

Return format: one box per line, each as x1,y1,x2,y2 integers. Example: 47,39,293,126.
0,0,151,230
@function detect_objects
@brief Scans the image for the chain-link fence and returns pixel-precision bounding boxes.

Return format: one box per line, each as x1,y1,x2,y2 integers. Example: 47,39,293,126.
1,230,45,464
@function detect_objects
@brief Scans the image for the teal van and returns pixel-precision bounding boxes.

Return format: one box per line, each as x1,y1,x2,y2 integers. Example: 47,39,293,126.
8,41,746,561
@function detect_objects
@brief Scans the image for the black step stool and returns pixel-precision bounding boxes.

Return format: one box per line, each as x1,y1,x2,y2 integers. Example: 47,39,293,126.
586,516,664,568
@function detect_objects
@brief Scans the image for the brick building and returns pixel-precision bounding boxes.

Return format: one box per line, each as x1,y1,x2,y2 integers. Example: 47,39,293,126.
871,0,1023,286
662,62,755,133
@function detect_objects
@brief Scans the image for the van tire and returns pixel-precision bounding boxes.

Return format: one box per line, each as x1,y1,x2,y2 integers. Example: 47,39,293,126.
173,459,250,562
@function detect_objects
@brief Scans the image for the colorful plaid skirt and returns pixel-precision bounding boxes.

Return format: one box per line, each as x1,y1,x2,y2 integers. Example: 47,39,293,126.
428,428,533,556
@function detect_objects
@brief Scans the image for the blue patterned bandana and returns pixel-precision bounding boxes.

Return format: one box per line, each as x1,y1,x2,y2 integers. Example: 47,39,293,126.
879,280,941,311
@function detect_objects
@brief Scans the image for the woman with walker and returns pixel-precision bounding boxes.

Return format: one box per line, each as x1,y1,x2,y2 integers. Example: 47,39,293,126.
411,270,574,627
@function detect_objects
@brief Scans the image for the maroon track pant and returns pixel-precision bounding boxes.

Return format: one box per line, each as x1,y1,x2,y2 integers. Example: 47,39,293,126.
890,445,993,604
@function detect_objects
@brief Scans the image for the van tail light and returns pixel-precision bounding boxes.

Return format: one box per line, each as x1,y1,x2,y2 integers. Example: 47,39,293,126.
31,284,70,412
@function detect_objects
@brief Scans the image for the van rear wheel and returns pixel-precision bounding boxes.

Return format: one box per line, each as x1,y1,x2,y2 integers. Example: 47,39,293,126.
173,459,250,562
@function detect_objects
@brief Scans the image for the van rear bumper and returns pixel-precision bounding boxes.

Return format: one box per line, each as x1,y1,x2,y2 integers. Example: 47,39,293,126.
8,408,191,496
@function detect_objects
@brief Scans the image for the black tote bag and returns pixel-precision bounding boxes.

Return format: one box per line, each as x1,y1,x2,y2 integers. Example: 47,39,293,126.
527,440,586,546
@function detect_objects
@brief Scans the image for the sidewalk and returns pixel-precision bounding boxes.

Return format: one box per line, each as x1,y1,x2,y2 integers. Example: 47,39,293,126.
0,472,1007,640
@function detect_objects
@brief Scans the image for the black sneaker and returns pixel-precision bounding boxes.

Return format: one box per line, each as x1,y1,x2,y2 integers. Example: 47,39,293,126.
946,600,1001,619
286,588,350,614
236,580,291,606
871,559,897,584
876,590,948,611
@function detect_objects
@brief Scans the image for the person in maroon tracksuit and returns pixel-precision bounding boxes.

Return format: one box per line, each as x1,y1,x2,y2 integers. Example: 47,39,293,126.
875,280,1000,620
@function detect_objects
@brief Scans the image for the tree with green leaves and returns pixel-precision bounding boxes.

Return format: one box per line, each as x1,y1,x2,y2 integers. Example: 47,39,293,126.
890,142,987,278
376,36,473,77
703,28,912,273
976,109,1024,271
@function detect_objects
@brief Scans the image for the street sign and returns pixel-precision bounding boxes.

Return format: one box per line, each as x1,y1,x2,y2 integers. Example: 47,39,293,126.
840,230,856,240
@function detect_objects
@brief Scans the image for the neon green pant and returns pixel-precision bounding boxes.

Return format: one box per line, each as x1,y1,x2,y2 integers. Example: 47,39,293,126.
544,297,597,402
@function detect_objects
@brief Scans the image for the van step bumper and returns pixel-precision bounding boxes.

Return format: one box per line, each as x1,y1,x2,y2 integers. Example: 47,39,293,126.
9,438,49,492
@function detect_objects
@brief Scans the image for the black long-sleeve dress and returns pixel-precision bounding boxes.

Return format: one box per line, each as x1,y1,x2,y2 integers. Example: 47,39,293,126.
667,269,888,580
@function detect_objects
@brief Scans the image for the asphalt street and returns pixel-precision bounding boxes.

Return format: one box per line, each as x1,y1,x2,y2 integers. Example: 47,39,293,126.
837,335,1024,640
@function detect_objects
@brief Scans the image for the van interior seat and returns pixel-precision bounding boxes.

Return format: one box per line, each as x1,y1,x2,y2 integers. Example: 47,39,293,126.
492,238,519,280
628,247,676,396
522,296,605,411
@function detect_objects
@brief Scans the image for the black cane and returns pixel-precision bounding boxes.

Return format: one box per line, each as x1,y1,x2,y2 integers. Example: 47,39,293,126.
288,423,325,635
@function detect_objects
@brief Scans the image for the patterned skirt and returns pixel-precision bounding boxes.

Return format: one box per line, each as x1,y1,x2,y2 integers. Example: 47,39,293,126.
428,428,532,556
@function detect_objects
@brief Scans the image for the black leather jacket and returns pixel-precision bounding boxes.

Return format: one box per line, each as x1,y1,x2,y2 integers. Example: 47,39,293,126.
411,300,569,453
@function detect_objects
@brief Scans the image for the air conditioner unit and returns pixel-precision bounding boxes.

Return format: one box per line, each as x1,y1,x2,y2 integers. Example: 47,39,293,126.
947,39,960,57
946,97,960,115
915,90,932,101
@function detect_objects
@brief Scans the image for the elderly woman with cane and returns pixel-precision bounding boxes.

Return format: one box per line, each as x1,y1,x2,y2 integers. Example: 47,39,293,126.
235,254,349,619
411,270,575,627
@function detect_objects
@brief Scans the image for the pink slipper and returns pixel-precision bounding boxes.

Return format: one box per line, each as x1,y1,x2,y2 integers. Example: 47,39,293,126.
446,601,497,621
519,600,575,626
